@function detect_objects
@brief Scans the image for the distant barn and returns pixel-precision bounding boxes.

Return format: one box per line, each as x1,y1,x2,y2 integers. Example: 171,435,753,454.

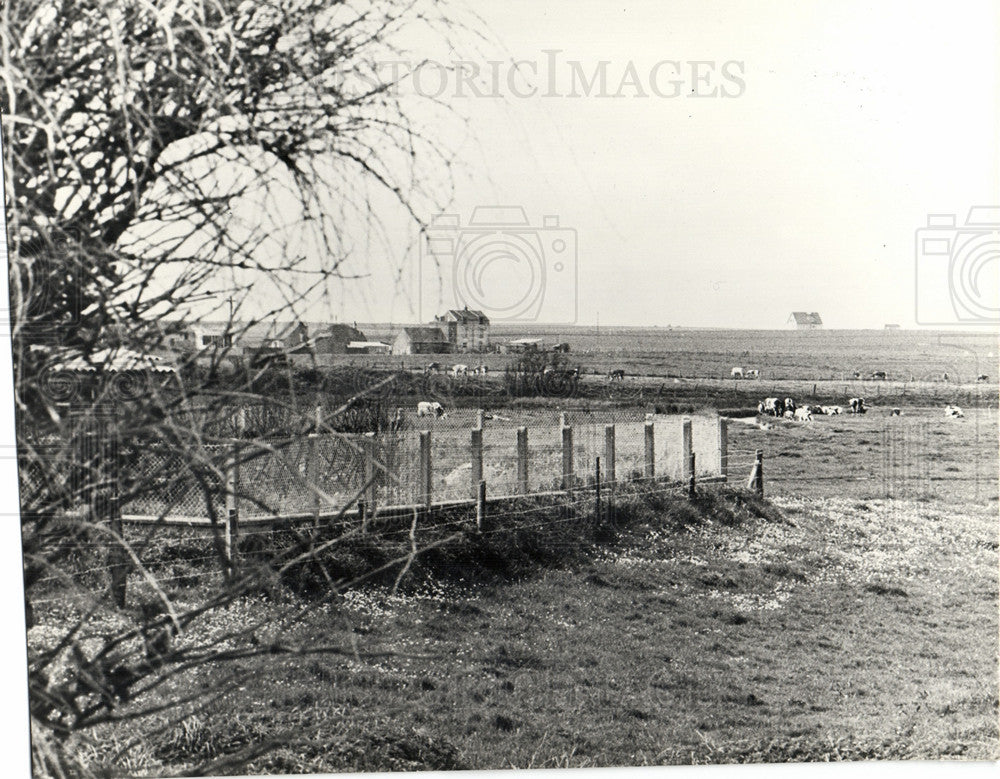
393,326,450,355
310,324,368,354
884,323,901,330
788,312,823,330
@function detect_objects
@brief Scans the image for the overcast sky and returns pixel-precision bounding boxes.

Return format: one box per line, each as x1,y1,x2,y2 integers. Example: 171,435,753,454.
183,0,999,330
334,0,996,330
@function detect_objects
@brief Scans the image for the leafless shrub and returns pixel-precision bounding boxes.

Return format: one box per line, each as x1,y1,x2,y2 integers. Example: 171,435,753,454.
2,0,480,773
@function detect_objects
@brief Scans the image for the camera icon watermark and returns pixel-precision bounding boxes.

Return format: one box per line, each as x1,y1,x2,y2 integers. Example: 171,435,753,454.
419,206,578,324
915,206,1000,326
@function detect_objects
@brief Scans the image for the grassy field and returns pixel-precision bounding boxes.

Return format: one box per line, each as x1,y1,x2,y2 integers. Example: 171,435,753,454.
31,402,998,774
342,325,997,385
30,329,1000,774
42,493,997,773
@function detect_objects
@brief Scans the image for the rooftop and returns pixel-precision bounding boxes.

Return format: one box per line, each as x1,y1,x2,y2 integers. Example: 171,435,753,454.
789,312,823,326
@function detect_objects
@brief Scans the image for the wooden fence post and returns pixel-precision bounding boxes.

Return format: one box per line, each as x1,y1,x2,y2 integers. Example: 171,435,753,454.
604,424,616,522
561,424,574,490
419,431,432,509
747,449,764,496
718,417,729,481
644,421,655,480
682,418,693,482
688,452,696,499
470,426,483,498
476,408,485,428
517,427,529,494
224,447,240,580
476,479,486,533
106,429,127,608
604,424,616,485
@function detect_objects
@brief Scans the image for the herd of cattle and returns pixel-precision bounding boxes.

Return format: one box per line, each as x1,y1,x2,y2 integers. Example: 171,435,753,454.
417,396,966,422
425,362,990,386
424,362,491,377
757,396,858,420
757,395,965,421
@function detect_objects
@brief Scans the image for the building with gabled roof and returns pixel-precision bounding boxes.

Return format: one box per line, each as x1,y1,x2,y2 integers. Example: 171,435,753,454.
393,326,451,355
237,321,310,351
312,323,366,353
434,307,490,352
788,312,823,329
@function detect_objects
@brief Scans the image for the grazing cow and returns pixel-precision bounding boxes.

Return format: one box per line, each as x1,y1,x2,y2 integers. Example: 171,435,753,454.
889,408,901,416
944,404,964,418
783,398,796,414
451,363,468,377
760,397,785,417
476,365,489,375
608,369,626,382
872,370,887,381
976,374,989,383
783,409,796,418
807,405,825,415
848,397,867,414
853,371,862,379
731,367,744,379
745,369,760,379
942,372,949,382
821,405,842,415
793,407,813,421
416,401,446,418
426,361,441,373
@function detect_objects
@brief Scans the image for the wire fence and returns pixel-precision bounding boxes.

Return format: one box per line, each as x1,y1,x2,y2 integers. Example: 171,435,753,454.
24,476,704,609
106,411,728,522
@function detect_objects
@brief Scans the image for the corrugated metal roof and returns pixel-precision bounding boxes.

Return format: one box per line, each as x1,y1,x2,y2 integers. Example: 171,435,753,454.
56,348,177,373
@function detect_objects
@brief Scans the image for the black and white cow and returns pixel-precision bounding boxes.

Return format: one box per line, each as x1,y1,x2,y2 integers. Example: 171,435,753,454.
759,397,785,417
416,401,446,418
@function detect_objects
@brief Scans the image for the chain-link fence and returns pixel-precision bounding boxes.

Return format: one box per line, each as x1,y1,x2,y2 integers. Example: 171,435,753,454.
108,411,728,522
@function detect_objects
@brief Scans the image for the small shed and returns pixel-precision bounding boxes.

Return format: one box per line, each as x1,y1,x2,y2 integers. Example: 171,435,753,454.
41,347,178,403
346,341,392,354
313,324,366,353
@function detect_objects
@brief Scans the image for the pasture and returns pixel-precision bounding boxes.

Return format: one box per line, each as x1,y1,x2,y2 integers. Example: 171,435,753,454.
27,328,999,773
35,403,997,773
340,325,996,386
